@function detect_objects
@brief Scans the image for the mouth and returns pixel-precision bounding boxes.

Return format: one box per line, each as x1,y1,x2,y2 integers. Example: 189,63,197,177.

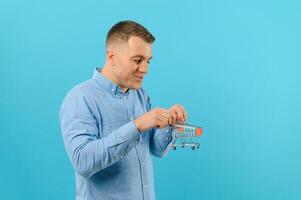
134,76,143,82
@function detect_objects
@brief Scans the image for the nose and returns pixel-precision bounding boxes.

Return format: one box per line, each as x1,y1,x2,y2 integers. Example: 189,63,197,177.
139,62,148,74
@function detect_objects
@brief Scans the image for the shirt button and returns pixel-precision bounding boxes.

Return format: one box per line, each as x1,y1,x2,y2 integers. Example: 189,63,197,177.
142,162,145,166
144,184,147,188
130,117,134,120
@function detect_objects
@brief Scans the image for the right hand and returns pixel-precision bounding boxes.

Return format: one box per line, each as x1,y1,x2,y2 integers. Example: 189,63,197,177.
134,107,175,132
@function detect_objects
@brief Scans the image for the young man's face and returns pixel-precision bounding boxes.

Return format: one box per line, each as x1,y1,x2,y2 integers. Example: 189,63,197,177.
108,36,153,91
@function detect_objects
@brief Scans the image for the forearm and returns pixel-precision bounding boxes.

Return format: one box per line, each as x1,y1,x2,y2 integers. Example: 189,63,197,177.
150,126,175,157
65,121,140,178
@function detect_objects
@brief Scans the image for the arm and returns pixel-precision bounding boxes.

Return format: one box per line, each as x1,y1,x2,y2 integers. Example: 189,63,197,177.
149,126,176,157
145,96,175,157
59,90,140,178
134,94,175,157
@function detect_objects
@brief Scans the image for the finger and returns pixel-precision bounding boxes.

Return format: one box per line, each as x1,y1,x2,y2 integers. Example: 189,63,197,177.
158,119,167,129
158,114,169,124
157,115,169,128
165,110,175,125
154,116,165,128
158,120,165,129
161,109,172,116
159,110,172,121
170,111,177,125
180,109,185,122
183,109,188,121
155,109,170,125
173,109,184,122
168,116,173,125
179,107,187,122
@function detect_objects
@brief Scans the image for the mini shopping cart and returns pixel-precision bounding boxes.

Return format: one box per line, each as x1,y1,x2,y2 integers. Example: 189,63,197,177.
172,123,203,150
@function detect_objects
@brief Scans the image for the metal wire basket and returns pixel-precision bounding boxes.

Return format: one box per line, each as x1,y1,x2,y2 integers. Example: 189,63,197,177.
172,123,203,150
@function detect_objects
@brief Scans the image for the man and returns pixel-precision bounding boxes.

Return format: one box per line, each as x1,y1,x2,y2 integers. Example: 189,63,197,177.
59,20,187,200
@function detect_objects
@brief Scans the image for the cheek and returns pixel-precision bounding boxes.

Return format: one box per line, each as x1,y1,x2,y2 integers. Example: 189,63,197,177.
116,62,136,80
123,62,137,76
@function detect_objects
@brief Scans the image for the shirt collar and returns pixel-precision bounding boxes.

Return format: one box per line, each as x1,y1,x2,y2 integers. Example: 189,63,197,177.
92,67,130,96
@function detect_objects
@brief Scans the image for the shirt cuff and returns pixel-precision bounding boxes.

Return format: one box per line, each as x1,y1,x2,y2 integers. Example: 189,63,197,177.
109,121,140,147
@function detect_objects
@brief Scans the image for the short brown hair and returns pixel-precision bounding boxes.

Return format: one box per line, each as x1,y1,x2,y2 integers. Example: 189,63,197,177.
106,20,155,47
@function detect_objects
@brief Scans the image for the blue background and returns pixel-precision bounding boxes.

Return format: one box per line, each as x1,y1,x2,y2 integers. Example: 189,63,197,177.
1,0,300,199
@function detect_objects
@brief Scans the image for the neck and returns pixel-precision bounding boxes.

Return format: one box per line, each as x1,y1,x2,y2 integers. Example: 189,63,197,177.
101,64,129,92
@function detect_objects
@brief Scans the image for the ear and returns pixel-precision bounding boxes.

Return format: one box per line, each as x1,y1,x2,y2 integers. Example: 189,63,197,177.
106,50,115,67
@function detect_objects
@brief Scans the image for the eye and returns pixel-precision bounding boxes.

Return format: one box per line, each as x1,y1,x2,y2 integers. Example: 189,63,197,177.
134,59,142,64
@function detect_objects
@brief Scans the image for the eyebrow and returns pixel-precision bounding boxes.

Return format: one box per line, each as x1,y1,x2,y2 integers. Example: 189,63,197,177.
131,55,153,60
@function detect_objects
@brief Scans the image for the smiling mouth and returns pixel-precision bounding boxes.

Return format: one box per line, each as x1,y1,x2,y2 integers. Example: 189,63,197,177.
134,76,143,82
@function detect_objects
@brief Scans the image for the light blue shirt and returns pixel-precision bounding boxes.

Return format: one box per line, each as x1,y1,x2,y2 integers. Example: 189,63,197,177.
59,68,175,200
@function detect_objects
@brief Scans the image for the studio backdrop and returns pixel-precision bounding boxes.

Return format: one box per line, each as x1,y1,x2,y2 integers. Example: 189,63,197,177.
1,0,300,199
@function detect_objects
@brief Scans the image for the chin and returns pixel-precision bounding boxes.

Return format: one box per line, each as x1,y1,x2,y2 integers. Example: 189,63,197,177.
131,83,142,90
132,85,141,90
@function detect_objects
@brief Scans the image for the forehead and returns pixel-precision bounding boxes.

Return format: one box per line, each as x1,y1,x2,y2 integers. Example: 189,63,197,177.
126,36,152,58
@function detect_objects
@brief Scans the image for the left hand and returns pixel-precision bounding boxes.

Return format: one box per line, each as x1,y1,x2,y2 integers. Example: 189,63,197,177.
169,104,188,125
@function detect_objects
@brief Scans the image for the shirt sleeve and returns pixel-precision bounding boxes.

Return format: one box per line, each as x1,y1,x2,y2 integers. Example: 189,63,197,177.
149,126,177,157
59,88,140,178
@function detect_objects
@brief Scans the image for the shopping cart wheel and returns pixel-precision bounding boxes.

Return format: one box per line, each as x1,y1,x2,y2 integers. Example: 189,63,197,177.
191,146,195,150
196,144,200,148
173,145,176,150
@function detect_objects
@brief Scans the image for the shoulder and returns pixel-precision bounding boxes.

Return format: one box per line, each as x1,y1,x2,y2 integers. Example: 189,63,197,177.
61,79,97,107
